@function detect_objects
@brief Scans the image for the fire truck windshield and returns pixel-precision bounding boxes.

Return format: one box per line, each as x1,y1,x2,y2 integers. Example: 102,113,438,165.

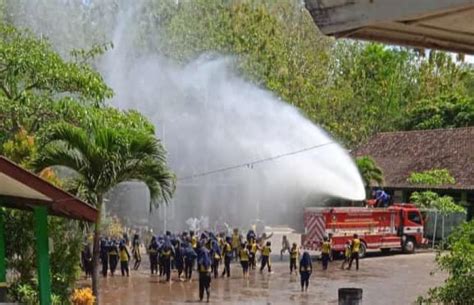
408,211,422,225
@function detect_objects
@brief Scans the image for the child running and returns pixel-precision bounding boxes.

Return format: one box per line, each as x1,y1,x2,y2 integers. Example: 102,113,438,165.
148,236,159,275
197,243,212,302
239,242,250,278
119,241,131,277
108,240,119,276
131,233,141,270
249,238,258,270
210,239,221,279
221,237,233,278
289,242,299,274
321,236,331,270
341,240,351,270
299,252,312,292
260,241,272,273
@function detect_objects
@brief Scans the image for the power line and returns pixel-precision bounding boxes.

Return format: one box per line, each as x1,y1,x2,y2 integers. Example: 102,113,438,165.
177,142,335,181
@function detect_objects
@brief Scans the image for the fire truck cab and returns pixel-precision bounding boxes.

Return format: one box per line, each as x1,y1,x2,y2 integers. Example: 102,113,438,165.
303,203,424,257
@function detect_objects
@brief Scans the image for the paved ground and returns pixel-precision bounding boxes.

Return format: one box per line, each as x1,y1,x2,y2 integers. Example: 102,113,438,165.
98,251,444,305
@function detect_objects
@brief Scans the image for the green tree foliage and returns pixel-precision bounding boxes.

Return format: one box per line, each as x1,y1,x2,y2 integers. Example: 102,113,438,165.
408,169,456,186
141,0,473,145
408,169,464,214
4,1,473,147
419,221,474,304
404,93,474,130
33,121,175,301
0,22,113,145
355,156,384,187
158,0,332,116
410,191,465,214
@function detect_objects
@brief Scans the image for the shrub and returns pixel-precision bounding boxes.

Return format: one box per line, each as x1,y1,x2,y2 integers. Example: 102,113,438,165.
71,288,95,305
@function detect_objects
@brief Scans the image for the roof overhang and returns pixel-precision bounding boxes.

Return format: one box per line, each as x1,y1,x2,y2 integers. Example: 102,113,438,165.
0,156,98,222
305,0,474,54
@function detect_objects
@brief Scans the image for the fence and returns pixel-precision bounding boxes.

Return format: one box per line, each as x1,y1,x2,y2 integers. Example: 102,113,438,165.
421,209,466,248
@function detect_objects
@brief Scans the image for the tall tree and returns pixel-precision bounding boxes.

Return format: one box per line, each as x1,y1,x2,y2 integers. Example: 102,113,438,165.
356,156,384,188
33,122,175,303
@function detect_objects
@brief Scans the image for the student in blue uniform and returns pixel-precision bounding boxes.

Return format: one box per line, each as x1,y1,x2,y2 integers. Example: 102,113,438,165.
184,241,197,281
210,239,221,279
299,252,312,292
174,240,185,281
197,243,212,302
148,236,159,275
100,238,109,277
161,237,174,282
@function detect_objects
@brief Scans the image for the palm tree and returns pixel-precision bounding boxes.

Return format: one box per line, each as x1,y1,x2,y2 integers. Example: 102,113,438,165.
356,156,384,192
33,122,175,303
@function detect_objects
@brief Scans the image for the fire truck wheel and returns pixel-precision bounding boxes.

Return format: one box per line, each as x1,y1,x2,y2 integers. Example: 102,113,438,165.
403,238,416,254
358,242,367,258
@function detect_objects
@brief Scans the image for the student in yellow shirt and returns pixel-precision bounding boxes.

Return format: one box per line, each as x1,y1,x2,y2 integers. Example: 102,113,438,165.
289,243,299,274
119,242,131,277
321,236,331,270
239,242,250,278
232,228,241,262
260,241,272,273
221,237,233,278
109,240,119,276
341,241,351,270
249,238,258,270
348,234,361,270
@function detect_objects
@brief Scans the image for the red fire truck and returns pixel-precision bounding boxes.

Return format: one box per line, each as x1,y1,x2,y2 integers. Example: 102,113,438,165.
302,203,424,257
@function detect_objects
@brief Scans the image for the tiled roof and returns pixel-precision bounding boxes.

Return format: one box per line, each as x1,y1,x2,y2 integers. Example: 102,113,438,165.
353,127,474,190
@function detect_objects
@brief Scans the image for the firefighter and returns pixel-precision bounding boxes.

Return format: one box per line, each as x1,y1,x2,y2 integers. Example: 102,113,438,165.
373,189,390,207
289,242,299,274
280,235,290,260
321,236,331,270
119,241,131,277
239,242,250,278
260,241,272,273
108,240,119,276
197,242,212,302
221,236,232,278
299,252,312,292
148,236,159,275
341,240,351,270
348,234,361,270
131,233,141,270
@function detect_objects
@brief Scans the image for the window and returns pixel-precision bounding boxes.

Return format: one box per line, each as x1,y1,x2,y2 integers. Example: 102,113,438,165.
407,211,422,224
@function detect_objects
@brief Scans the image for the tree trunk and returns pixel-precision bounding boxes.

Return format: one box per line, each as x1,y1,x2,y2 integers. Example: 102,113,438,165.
92,199,102,304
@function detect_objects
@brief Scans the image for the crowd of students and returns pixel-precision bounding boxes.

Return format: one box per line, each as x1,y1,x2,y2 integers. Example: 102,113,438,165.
81,229,362,302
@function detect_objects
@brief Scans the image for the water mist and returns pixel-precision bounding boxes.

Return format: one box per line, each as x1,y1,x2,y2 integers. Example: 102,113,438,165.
9,0,365,232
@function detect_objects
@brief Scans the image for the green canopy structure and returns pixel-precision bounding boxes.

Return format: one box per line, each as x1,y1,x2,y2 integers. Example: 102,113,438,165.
0,156,98,305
